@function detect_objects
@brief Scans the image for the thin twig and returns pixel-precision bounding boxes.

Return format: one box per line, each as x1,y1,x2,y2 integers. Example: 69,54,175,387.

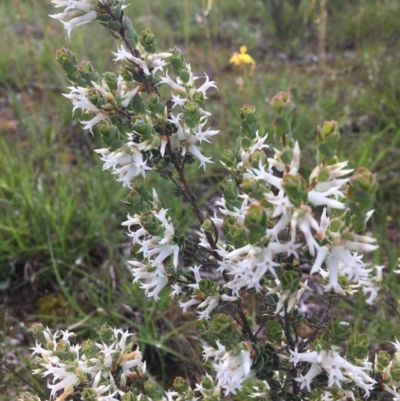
299,298,332,351
3,361,48,399
236,303,256,343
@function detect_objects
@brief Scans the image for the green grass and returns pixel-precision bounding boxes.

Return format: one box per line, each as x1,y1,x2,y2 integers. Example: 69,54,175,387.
1,0,400,398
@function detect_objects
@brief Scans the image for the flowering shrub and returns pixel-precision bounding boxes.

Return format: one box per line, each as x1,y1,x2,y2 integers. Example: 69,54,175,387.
17,1,400,400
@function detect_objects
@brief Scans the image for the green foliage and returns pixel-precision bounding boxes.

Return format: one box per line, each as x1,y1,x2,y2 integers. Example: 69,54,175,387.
1,0,400,399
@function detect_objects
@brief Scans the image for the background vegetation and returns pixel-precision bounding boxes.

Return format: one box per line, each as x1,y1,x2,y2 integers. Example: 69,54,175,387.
1,0,400,398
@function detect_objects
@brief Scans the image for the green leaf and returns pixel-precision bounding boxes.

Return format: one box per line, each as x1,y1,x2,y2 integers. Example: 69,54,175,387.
265,321,282,342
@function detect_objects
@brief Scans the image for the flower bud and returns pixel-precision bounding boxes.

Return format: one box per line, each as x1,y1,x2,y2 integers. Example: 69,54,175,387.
270,91,291,114
240,104,257,120
141,212,160,236
349,167,377,194
15,393,42,401
30,323,46,345
183,100,201,128
97,323,114,342
193,90,205,105
316,120,340,163
391,363,400,384
173,377,190,394
201,219,214,235
221,150,237,169
82,388,97,401
121,392,138,401
82,339,97,357
245,205,268,244
281,174,308,206
240,104,258,138
141,29,155,45
56,48,68,63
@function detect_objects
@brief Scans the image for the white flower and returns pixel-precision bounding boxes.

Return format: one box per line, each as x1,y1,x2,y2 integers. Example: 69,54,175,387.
159,71,186,94
159,66,217,99
50,0,97,37
202,341,226,362
290,347,375,396
63,86,109,133
128,261,169,301
307,187,345,209
96,147,152,188
251,160,283,190
215,195,249,225
187,144,214,171
213,345,254,395
113,45,172,75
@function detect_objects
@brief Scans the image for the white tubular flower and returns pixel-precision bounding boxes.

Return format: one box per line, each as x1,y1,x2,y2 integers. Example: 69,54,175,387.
180,297,201,312
196,294,238,320
264,190,292,220
128,261,168,301
251,160,283,190
170,283,182,297
310,245,329,275
192,120,220,143
63,86,109,133
310,161,353,192
188,144,214,171
290,347,375,396
196,73,218,95
268,279,309,314
202,341,226,362
308,186,345,209
168,113,215,170
159,65,217,99
113,152,152,186
171,94,187,108
113,45,172,75
215,196,249,225
121,213,141,230
90,371,124,401
391,339,400,362
63,86,97,113
159,71,186,94
213,344,254,395
239,132,269,165
291,206,320,256
219,244,281,295
310,161,353,182
96,147,152,188
148,208,179,266
46,369,80,399
324,256,345,294
289,141,301,174
81,112,109,133
50,0,97,37
51,0,92,12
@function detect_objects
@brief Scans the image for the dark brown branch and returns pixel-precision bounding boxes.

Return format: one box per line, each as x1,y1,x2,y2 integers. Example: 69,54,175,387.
236,303,256,343
299,298,332,351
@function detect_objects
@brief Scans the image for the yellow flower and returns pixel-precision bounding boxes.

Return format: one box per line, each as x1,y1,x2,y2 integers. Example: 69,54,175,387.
229,46,256,68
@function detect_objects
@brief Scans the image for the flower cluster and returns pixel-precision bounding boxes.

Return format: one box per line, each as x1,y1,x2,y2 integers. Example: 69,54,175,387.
122,202,179,300
202,341,254,395
50,0,100,37
28,323,146,401
290,347,375,395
